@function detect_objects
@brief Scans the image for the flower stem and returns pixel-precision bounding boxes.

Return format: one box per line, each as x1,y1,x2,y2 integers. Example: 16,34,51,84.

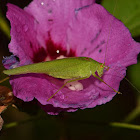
123,106,140,123
110,122,140,131
3,117,36,129
3,117,140,131
3,115,43,129
4,122,18,129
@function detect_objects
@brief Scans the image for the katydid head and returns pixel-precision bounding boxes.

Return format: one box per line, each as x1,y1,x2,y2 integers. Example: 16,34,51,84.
97,63,109,77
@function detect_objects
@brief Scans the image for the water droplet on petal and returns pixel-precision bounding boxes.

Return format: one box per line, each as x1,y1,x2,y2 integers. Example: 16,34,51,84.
56,50,60,53
41,2,44,6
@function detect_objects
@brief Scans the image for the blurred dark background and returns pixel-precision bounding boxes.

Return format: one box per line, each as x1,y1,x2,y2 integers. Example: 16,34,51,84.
0,0,140,140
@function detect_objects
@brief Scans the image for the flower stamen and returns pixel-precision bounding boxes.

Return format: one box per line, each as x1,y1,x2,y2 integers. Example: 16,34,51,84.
64,79,83,91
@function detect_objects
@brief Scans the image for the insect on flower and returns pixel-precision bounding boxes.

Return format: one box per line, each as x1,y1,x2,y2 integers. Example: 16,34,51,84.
3,57,122,101
1,0,140,114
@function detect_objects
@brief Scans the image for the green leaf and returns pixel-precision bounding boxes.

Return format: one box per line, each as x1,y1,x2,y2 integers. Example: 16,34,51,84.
0,9,10,39
110,122,140,130
102,0,140,37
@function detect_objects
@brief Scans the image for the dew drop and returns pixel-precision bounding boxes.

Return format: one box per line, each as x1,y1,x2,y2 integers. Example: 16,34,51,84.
56,50,60,53
41,2,44,6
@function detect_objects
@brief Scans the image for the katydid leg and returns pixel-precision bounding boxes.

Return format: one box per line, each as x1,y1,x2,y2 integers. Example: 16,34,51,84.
47,77,89,101
0,77,9,84
94,75,121,94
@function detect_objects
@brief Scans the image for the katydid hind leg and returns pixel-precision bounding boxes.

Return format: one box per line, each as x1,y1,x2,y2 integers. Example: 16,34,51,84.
94,74,121,94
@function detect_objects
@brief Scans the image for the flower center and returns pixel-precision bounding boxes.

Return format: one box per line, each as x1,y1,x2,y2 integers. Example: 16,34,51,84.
64,79,83,91
32,38,75,63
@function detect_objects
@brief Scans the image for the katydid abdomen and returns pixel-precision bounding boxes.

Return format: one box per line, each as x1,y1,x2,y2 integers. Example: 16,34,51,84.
3,57,102,79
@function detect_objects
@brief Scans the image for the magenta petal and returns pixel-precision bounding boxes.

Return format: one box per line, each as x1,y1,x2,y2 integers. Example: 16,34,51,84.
10,74,55,103
39,104,77,115
25,0,95,50
6,4,40,65
66,3,140,66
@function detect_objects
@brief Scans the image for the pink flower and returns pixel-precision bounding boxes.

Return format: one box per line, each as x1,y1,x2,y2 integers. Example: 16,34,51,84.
3,0,140,115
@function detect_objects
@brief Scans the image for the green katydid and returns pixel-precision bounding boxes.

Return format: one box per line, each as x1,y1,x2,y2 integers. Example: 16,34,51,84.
2,57,121,101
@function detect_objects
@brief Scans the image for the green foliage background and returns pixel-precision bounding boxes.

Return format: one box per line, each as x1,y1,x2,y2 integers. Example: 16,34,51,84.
0,0,140,140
